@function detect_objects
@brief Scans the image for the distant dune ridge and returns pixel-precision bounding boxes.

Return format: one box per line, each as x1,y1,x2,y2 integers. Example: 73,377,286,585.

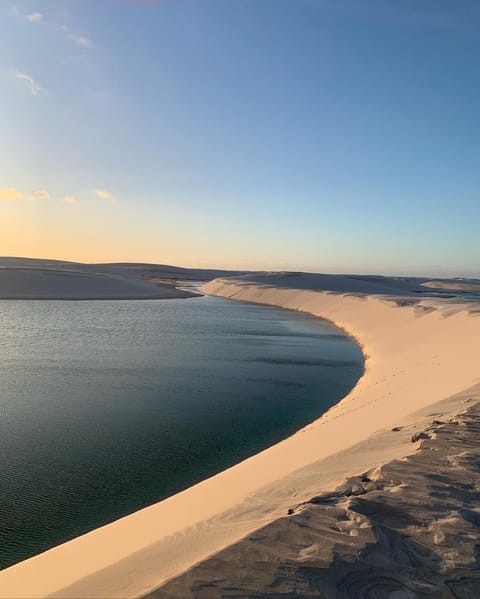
0,267,479,598
0,257,246,300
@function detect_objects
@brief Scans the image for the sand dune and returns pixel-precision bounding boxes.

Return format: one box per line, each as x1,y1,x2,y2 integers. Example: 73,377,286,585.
0,267,195,300
0,273,479,598
422,279,480,292
237,271,476,295
153,396,480,598
0,257,245,300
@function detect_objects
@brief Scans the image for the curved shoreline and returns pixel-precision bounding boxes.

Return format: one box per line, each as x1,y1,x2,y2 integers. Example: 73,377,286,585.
1,277,479,598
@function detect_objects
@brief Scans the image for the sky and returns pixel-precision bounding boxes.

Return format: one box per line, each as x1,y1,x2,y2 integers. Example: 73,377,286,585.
1,0,479,275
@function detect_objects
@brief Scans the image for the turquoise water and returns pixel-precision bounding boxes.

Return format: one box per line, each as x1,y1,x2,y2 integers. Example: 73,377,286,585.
0,294,363,569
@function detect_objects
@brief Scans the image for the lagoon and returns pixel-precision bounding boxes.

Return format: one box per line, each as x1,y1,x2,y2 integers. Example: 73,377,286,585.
0,293,363,569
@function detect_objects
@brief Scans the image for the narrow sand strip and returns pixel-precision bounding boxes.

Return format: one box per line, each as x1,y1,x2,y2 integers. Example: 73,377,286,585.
0,276,479,598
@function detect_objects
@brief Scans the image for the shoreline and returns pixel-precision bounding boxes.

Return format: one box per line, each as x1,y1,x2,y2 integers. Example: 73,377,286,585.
1,276,479,598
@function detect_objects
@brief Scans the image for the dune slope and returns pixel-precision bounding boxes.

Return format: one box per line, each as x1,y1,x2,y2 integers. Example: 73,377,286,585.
0,258,219,299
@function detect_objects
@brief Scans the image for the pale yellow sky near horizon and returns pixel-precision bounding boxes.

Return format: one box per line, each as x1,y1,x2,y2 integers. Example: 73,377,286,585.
1,187,477,277
0,192,312,270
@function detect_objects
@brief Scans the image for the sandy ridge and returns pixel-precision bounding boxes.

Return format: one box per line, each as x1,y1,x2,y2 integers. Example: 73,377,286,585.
153,394,480,598
0,257,252,300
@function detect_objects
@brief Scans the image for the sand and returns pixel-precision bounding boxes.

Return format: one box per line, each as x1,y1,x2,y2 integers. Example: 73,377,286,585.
0,257,249,300
422,280,480,292
0,259,195,300
152,395,480,598
0,273,479,598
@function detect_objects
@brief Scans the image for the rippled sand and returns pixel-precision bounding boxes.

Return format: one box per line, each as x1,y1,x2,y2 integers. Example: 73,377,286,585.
148,397,480,598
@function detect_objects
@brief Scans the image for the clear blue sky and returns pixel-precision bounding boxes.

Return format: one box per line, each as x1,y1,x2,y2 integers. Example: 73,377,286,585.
1,0,479,275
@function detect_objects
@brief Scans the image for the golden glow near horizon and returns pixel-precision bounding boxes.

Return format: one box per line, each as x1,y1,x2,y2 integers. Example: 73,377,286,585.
0,188,51,201
1,186,132,262
0,184,474,275
0,186,281,268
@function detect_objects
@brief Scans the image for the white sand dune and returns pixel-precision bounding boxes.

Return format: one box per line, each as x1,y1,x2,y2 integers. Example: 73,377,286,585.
233,271,465,295
0,267,194,299
0,273,479,598
422,279,480,292
0,257,243,300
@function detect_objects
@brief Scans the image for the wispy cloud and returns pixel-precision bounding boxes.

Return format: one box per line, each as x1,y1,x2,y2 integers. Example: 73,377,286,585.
1,188,117,206
0,188,50,201
94,189,112,200
26,12,42,22
14,7,93,48
67,32,92,47
93,189,118,204
14,71,45,96
33,190,50,200
60,25,93,48
15,72,42,95
0,188,26,201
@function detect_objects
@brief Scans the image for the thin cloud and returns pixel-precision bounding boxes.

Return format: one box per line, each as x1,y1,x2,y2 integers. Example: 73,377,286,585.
1,188,116,206
0,188,50,201
68,33,92,48
26,12,42,22
15,71,45,96
0,188,25,201
33,190,50,200
13,7,93,49
93,189,118,204
61,25,93,48
94,189,112,199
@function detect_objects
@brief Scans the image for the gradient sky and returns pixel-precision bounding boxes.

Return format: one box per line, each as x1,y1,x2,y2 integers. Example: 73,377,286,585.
1,0,479,275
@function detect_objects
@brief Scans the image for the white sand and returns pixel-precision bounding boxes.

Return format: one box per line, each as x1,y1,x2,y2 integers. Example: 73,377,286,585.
0,259,199,300
0,274,479,598
0,268,195,299
422,279,480,291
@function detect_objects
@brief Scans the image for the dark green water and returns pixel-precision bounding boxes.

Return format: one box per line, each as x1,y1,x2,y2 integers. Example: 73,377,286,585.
0,294,363,570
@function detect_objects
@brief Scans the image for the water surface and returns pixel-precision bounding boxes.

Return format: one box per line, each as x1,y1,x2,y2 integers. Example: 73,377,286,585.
0,294,363,569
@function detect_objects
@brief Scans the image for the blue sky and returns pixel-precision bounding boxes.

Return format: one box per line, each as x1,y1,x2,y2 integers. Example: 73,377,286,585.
1,0,479,275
